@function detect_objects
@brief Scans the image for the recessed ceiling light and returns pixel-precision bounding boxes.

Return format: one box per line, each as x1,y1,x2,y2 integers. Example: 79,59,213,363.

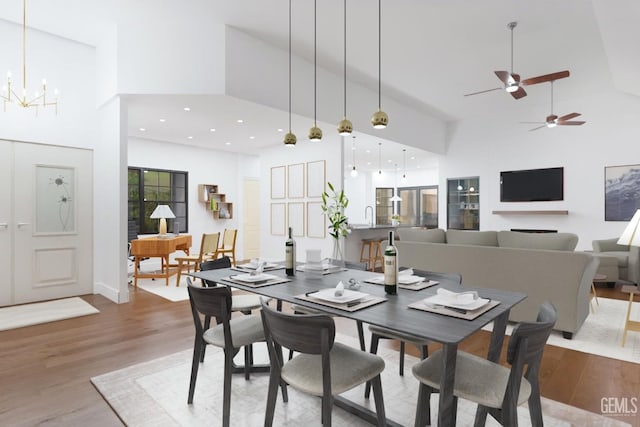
410,156,415,160
249,136,255,140
183,107,191,112
139,127,146,132
417,165,421,168
225,142,232,146
277,128,284,132
367,162,371,165
159,118,166,123
210,128,216,132
365,149,371,154
387,159,392,163
236,119,243,123
187,136,193,139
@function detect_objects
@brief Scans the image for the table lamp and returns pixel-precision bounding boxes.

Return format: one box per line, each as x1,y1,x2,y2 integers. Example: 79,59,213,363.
150,204,175,236
618,209,640,246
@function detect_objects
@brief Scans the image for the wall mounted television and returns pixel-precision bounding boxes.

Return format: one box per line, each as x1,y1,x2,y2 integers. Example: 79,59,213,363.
500,167,564,202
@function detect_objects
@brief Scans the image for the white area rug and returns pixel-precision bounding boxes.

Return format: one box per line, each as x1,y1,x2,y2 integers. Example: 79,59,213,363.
91,335,629,427
484,297,640,364
0,297,99,331
131,257,190,302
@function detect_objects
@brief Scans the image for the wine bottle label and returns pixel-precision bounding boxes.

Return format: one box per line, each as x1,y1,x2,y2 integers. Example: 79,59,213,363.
384,254,397,285
285,246,293,268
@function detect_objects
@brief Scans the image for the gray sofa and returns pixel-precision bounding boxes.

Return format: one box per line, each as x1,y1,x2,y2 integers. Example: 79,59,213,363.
592,238,639,284
395,229,599,338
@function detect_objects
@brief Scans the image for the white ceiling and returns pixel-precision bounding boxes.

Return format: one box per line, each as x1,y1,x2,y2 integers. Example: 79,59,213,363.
3,0,638,172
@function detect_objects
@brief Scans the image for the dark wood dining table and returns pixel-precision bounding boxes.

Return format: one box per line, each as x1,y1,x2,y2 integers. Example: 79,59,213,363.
191,266,526,427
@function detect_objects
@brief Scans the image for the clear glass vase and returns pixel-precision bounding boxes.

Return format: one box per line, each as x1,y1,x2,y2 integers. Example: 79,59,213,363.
332,237,344,262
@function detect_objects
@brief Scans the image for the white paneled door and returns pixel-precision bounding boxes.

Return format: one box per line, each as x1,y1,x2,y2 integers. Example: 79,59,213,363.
242,178,260,260
9,141,93,305
0,141,12,306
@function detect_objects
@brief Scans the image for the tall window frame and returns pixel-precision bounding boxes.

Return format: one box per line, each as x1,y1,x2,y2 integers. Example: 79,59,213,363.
375,187,394,225
397,185,438,228
128,166,189,235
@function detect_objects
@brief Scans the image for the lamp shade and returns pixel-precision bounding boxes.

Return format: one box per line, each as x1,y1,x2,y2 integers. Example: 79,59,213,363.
618,209,640,246
150,205,175,219
150,204,175,236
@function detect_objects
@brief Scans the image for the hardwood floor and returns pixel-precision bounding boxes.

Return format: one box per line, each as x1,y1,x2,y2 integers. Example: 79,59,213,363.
0,283,638,426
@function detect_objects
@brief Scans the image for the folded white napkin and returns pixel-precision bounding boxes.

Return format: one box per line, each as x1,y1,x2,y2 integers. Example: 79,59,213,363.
399,268,414,276
436,288,478,305
335,281,345,296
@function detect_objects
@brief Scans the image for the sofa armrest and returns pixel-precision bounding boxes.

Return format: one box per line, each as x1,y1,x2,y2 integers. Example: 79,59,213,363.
593,238,629,252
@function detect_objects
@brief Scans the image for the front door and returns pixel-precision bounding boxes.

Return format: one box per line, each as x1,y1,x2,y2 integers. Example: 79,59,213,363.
12,142,93,304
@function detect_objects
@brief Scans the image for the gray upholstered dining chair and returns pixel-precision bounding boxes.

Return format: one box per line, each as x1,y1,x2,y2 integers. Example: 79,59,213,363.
412,301,557,427
288,260,368,360
364,269,463,399
199,256,263,315
260,299,387,427
186,279,266,427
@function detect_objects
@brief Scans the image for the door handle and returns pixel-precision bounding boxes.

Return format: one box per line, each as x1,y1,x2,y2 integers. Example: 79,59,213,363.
17,222,30,227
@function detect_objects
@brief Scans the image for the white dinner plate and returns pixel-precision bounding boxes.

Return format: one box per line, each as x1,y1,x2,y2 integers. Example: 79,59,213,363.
231,273,278,283
309,288,368,304
423,294,490,311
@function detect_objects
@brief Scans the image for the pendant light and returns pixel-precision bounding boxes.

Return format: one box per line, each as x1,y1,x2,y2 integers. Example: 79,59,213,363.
370,0,388,129
401,148,407,183
337,0,353,136
350,135,358,177
283,0,297,146
308,0,322,141
2,0,59,114
390,164,402,201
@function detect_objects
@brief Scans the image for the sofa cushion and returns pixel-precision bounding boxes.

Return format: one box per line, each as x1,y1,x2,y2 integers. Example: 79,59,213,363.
396,228,446,243
497,231,578,251
445,230,498,246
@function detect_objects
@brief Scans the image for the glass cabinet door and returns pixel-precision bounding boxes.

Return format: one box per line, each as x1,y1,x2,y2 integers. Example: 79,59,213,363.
447,177,479,230
398,186,438,227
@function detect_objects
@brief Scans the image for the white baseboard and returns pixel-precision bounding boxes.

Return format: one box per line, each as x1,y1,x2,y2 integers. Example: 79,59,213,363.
94,282,129,304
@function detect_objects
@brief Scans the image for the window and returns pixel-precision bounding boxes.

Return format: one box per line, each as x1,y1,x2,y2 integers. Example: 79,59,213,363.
375,187,394,225
398,186,438,227
128,167,188,235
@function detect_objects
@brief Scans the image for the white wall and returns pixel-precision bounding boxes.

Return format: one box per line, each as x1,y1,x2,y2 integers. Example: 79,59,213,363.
259,135,343,262
441,89,640,250
128,137,260,261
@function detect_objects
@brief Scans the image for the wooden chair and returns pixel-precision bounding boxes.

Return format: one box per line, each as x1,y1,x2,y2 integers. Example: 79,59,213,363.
412,301,557,427
175,232,220,286
216,228,238,266
260,299,387,427
186,279,265,427
364,269,463,398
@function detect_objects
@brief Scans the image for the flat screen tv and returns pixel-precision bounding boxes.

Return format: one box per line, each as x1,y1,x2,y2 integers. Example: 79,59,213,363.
500,167,564,202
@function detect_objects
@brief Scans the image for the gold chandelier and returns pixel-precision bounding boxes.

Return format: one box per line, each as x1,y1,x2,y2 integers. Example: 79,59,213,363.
2,0,58,114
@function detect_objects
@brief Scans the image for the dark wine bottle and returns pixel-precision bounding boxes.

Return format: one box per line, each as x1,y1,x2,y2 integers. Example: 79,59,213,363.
384,231,397,295
285,227,296,276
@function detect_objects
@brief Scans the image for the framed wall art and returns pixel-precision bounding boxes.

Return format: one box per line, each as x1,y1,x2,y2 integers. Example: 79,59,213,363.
270,166,286,199
307,201,326,238
605,164,640,221
287,202,305,237
306,160,325,198
270,203,286,235
287,163,304,198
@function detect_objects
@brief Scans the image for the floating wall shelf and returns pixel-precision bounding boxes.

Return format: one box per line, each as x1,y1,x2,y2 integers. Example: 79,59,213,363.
492,210,569,215
198,184,233,219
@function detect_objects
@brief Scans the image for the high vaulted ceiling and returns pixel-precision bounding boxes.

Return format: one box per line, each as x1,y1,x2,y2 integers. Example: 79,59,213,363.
1,0,638,170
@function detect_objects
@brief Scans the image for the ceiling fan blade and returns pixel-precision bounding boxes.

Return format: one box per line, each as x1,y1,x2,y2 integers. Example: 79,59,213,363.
520,121,545,124
510,87,527,99
463,87,503,97
521,70,570,86
494,71,511,85
558,121,586,126
557,112,581,121
529,124,547,132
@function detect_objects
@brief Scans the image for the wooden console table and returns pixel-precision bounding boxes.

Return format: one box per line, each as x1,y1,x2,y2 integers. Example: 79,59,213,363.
130,235,192,287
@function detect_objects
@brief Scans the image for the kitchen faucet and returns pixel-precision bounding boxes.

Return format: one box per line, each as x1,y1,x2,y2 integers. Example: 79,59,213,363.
365,205,374,227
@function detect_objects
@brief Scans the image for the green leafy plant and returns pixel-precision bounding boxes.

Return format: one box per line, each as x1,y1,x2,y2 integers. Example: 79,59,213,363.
321,182,349,239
